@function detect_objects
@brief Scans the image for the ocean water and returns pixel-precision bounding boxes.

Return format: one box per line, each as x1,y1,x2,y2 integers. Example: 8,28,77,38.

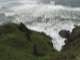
0,0,80,51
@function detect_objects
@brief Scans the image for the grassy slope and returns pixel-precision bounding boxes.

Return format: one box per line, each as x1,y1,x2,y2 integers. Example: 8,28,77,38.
0,23,80,60
0,23,59,60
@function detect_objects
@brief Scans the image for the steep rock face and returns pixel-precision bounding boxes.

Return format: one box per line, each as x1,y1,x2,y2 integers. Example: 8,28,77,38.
62,25,80,49
59,25,80,50
53,25,80,60
59,25,80,60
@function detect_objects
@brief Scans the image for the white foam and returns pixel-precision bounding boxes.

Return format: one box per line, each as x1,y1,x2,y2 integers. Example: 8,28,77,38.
0,0,80,51
9,1,80,51
25,20,74,51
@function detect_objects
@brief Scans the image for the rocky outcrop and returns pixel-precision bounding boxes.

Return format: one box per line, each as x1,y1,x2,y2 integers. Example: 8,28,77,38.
59,25,80,53
59,30,70,39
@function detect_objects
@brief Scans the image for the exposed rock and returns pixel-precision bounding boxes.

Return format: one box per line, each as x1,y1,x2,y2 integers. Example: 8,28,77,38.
62,25,80,53
59,30,70,39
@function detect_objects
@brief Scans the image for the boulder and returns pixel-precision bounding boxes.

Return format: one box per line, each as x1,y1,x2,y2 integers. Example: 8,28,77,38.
59,30,70,39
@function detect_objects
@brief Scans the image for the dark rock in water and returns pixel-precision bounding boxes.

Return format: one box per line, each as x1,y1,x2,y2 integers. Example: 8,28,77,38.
59,30,70,39
64,25,80,45
62,25,80,52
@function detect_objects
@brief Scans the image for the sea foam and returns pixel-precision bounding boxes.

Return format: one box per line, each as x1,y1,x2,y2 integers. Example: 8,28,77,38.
0,0,80,51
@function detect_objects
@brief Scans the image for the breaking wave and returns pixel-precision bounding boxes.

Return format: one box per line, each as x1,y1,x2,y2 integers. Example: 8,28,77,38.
0,0,80,51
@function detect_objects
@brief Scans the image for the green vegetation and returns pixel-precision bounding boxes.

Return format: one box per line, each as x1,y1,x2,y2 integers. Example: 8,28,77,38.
0,23,57,60
0,23,80,60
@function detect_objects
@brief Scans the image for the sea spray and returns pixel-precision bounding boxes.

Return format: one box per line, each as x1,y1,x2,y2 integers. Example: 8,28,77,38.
0,0,80,51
